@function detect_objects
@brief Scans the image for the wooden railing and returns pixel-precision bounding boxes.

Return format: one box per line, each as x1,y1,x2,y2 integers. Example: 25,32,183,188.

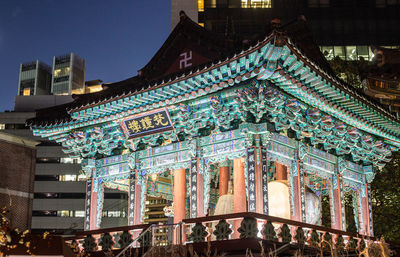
64,224,151,253
183,212,374,252
64,212,376,254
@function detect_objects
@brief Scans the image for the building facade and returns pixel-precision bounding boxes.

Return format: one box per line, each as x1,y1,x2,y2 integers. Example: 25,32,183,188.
0,56,127,233
18,60,52,96
51,53,86,96
0,132,37,230
172,0,400,61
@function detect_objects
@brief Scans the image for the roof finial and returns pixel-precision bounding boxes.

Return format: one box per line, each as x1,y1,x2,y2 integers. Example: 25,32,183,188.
270,18,281,29
179,10,187,20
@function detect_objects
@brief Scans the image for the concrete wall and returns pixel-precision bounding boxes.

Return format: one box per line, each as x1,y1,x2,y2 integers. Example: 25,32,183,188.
34,181,85,193
31,217,127,230
14,95,73,112
35,163,81,175
32,217,84,230
36,146,67,158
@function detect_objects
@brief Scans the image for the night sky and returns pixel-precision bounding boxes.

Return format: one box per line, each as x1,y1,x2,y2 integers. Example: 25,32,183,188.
0,0,170,111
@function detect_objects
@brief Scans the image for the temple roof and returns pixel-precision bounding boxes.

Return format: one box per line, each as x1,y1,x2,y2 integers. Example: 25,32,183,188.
28,13,400,147
30,15,339,123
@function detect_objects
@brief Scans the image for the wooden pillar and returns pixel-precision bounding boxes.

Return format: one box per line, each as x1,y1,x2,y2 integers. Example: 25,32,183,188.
128,172,135,226
174,169,186,224
293,159,306,223
291,162,301,221
133,177,142,225
233,158,246,238
331,174,345,231
197,172,205,217
84,178,97,230
276,162,288,180
219,166,230,196
366,183,374,236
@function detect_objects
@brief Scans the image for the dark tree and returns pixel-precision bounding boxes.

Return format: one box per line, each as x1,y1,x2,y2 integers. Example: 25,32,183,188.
371,151,400,242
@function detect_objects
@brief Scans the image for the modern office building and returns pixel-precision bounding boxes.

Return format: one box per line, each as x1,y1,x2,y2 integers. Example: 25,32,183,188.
18,60,52,96
172,0,400,61
0,94,129,234
51,53,86,95
0,57,127,233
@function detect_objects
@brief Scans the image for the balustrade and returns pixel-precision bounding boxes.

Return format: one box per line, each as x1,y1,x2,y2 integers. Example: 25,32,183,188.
183,212,373,252
64,212,375,254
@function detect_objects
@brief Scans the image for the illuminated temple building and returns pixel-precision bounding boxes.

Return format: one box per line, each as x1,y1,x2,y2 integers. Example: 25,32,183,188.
28,13,400,254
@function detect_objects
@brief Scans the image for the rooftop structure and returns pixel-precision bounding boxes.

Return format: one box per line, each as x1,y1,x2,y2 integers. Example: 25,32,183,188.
29,13,400,255
51,53,85,95
18,60,52,96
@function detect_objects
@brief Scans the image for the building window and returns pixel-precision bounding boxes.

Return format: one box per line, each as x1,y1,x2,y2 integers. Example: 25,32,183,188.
59,175,78,181
101,211,126,218
319,45,394,61
0,124,4,130
241,0,272,8
308,0,329,7
198,0,204,11
60,157,81,164
345,46,357,61
56,210,85,217
54,67,70,77
77,174,86,181
23,88,31,96
75,211,85,217
321,46,334,60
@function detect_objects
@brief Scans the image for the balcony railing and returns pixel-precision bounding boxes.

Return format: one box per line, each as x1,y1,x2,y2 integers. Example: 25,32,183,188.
65,212,380,255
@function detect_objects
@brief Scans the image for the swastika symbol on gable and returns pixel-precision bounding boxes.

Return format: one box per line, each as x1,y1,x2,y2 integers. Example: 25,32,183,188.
179,51,192,69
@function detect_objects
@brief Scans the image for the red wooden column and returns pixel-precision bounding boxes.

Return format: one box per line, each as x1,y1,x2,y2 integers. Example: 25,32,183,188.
331,174,345,231
133,178,142,225
174,168,186,224
276,162,288,180
291,161,301,222
254,147,263,214
360,181,372,235
197,172,205,217
84,178,101,231
233,158,246,238
219,165,230,196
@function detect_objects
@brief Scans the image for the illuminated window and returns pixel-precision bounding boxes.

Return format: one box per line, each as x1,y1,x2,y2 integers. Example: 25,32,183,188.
54,67,70,77
61,157,73,163
59,175,77,181
198,23,204,27
0,124,4,130
198,0,204,11
321,46,334,60
77,174,86,181
23,88,31,96
61,157,81,164
334,46,345,59
241,0,272,8
58,210,71,217
356,46,369,61
75,211,85,217
345,46,357,61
